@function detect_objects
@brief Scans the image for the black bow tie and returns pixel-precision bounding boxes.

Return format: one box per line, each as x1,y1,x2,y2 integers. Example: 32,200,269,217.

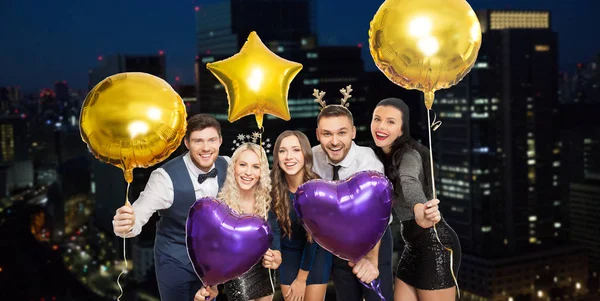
198,168,218,184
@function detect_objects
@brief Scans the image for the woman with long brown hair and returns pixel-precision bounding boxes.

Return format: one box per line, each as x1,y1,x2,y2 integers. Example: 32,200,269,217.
271,130,332,301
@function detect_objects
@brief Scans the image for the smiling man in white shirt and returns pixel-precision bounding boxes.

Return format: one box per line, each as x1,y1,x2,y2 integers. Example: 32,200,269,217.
311,99,394,301
113,113,228,301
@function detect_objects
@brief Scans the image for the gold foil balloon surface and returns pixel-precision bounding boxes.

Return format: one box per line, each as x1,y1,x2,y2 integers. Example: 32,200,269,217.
80,72,187,183
206,31,303,128
369,0,482,109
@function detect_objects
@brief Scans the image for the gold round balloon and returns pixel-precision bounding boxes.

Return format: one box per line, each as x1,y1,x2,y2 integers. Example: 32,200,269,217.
369,0,482,109
80,72,187,183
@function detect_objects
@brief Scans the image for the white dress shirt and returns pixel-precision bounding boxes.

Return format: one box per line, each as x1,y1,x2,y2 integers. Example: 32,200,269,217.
116,152,231,238
312,142,393,224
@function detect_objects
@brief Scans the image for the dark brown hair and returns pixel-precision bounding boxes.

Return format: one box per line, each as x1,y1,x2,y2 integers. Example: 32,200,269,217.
185,113,221,139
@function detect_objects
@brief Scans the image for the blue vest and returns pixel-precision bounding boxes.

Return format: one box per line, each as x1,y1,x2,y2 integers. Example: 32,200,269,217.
154,154,228,265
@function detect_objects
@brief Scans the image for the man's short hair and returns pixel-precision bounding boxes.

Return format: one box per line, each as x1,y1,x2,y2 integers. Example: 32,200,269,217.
316,105,354,126
186,114,222,139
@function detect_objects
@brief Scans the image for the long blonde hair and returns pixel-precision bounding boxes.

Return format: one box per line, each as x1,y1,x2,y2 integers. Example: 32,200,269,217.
218,143,272,220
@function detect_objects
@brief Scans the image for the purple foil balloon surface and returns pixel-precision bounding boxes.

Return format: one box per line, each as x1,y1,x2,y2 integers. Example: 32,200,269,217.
294,170,393,262
186,197,272,286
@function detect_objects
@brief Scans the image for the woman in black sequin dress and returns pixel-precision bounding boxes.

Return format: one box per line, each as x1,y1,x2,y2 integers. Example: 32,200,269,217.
198,143,282,301
370,98,461,301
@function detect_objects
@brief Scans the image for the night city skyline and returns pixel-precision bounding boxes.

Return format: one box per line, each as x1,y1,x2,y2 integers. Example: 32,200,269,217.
1,0,599,92
1,0,600,301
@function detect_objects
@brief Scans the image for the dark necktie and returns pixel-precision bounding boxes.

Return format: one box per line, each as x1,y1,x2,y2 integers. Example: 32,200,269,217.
198,168,218,184
331,164,341,181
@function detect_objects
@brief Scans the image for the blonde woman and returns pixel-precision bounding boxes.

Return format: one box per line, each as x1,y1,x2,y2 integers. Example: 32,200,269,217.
197,142,282,301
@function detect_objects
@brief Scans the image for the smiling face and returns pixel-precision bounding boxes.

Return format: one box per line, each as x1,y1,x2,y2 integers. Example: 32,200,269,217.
234,149,261,192
316,115,356,164
371,105,403,153
184,127,222,172
277,135,305,177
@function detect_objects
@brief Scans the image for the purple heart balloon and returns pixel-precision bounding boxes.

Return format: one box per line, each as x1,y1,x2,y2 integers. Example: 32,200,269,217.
294,170,393,262
186,197,272,286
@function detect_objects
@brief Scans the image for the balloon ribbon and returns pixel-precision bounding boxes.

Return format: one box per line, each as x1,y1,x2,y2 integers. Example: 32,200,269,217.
116,182,131,301
427,109,460,299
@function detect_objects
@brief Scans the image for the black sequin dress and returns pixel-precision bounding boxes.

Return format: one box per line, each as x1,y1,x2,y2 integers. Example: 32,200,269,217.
223,211,280,301
387,149,462,290
396,218,461,290
223,262,277,301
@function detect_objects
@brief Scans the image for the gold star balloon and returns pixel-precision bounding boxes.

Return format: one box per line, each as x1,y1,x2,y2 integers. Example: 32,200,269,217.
207,31,303,129
369,0,482,109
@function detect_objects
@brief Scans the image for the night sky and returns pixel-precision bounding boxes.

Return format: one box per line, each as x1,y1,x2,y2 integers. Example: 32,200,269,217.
1,0,599,92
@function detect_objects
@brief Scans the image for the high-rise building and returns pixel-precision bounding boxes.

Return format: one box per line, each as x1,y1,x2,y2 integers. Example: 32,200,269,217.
88,54,166,90
431,9,590,300
0,116,29,164
0,116,30,196
569,182,600,279
47,156,92,239
54,80,69,106
434,9,562,256
195,0,315,56
0,86,20,112
460,246,588,301
174,84,198,116
560,104,600,184
560,101,600,296
572,54,600,104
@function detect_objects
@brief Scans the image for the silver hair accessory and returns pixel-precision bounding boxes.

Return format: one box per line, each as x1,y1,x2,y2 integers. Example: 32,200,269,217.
231,132,272,154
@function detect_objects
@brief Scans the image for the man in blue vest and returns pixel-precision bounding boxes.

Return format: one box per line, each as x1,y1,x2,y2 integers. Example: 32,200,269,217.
113,113,229,301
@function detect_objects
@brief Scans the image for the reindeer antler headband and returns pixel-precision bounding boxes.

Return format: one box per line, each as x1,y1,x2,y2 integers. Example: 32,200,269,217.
313,85,353,111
